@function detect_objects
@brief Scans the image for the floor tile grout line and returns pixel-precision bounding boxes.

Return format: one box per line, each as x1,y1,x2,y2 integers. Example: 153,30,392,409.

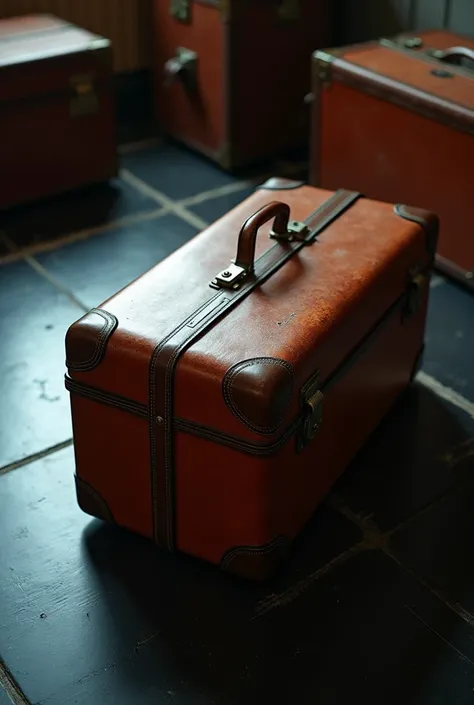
328,493,474,631
0,207,169,265
417,371,474,420
178,178,259,207
120,169,210,230
0,439,73,477
2,232,89,309
0,660,30,705
26,255,90,312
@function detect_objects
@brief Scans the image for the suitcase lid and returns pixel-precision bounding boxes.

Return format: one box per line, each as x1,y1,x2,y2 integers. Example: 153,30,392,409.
66,180,436,453
313,38,474,135
0,14,111,102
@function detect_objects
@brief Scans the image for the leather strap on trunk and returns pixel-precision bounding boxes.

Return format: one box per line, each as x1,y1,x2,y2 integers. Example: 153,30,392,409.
149,189,362,549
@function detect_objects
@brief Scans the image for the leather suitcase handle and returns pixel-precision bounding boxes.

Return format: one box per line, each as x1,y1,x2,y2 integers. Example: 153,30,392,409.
235,202,290,273
434,46,474,68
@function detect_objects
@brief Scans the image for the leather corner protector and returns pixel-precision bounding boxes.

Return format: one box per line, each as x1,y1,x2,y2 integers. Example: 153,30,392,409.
222,357,294,435
75,475,115,523
66,308,118,372
257,177,305,191
220,536,290,581
394,204,439,258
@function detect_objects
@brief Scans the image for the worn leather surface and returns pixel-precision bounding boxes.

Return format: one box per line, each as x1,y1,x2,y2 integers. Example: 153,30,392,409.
315,55,474,276
152,0,332,165
67,184,434,573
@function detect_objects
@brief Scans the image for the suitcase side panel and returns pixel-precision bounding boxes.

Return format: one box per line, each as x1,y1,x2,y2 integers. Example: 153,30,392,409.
174,193,432,438
315,81,474,282
152,0,227,159
174,279,428,579
70,395,154,540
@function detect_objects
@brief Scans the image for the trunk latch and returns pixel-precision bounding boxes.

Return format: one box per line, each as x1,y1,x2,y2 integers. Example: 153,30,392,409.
298,371,324,452
404,271,428,320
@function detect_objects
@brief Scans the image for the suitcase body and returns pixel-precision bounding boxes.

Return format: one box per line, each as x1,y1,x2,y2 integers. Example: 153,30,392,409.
65,178,437,580
152,0,332,169
310,31,474,290
0,14,117,210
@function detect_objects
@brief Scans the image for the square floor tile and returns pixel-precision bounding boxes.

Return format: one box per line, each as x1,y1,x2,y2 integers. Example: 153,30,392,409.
188,185,256,224
0,260,84,469
334,381,474,532
424,279,474,402
391,478,474,615
0,446,362,705
35,214,199,310
122,143,237,200
1,179,158,254
257,550,474,705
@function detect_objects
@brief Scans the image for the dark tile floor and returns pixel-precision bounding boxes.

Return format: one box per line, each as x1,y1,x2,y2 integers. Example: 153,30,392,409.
1,140,474,705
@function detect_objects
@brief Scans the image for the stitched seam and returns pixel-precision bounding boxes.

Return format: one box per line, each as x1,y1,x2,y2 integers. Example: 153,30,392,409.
67,309,117,371
221,536,288,570
222,358,294,435
149,292,222,548
66,377,147,418
175,417,300,456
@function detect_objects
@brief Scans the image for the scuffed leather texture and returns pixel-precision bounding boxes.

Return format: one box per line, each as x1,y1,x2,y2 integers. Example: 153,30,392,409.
67,183,434,578
222,357,294,435
66,309,118,372
75,475,115,523
220,536,290,581
318,43,474,135
313,29,474,282
152,0,332,166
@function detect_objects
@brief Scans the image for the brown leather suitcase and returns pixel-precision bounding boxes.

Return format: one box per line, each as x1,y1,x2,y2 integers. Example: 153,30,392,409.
65,178,438,580
310,30,474,290
0,14,117,210
152,0,333,169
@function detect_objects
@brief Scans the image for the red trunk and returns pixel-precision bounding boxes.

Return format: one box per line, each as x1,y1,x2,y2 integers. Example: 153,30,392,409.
0,14,117,209
311,30,474,289
152,0,333,169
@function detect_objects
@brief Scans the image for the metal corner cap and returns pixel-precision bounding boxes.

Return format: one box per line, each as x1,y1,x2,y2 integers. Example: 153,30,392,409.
313,49,335,63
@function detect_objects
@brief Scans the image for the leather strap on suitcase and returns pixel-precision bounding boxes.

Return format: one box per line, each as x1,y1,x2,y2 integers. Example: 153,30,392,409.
150,188,362,549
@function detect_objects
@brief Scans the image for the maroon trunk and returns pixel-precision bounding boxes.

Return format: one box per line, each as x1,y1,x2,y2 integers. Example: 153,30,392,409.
0,14,118,209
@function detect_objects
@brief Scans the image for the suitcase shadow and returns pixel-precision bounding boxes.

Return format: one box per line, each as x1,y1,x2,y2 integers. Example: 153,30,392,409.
2,181,123,250
82,380,474,703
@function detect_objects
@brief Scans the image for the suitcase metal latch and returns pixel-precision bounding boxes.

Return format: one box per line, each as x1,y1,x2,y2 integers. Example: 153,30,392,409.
164,47,198,90
210,262,247,290
270,220,308,242
298,371,324,452
404,271,428,321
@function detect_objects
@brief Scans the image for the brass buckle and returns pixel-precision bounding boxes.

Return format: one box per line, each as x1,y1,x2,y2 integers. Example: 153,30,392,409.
270,219,308,242
297,371,324,452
